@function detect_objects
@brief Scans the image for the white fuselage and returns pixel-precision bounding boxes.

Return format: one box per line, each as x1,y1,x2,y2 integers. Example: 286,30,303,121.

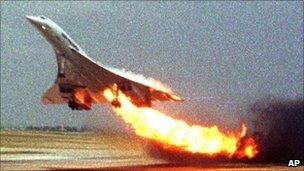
27,15,182,109
26,15,87,57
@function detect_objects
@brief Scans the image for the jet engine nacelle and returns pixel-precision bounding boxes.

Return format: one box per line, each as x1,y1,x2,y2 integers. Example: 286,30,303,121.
71,87,92,110
115,82,152,108
68,100,90,110
59,84,93,110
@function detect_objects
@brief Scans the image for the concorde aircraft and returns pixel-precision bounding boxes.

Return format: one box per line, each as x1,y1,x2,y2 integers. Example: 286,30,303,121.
26,16,182,110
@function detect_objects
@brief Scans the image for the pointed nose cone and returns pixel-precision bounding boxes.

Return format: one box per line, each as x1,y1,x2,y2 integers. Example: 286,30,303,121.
26,15,33,20
26,15,38,24
26,15,44,30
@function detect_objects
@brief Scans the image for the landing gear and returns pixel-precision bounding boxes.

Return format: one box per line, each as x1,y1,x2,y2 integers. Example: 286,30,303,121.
68,100,82,110
111,84,121,108
58,73,65,78
111,99,121,108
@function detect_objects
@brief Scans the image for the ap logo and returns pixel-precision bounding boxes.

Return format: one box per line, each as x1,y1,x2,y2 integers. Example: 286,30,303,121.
288,160,300,167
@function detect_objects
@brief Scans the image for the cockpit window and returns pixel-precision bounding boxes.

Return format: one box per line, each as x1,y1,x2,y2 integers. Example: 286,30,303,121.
61,33,79,51
40,16,46,19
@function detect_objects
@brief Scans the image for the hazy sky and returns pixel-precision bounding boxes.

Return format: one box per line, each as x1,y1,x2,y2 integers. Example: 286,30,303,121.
1,2,303,131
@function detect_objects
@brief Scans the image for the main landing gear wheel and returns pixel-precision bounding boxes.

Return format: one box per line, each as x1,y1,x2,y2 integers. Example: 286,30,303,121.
111,99,121,108
111,84,121,108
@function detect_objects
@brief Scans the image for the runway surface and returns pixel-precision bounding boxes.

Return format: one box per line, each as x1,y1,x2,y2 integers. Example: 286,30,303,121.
0,130,302,170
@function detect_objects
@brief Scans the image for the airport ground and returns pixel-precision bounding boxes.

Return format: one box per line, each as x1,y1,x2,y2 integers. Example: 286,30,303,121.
0,130,302,170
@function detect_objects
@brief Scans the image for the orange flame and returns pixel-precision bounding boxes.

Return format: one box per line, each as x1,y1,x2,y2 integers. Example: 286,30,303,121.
103,88,258,158
237,137,259,159
74,88,86,104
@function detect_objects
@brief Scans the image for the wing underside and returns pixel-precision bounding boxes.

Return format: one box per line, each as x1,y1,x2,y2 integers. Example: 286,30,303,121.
68,47,183,103
42,50,86,105
42,47,182,108
42,83,67,104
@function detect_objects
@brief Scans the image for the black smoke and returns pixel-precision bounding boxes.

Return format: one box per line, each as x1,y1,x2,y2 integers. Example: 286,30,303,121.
250,97,304,163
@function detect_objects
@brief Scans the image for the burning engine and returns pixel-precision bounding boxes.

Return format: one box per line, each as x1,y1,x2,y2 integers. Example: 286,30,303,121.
111,82,152,108
59,84,93,110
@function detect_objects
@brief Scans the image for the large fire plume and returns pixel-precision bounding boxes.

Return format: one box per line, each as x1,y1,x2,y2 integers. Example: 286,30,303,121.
103,87,258,159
